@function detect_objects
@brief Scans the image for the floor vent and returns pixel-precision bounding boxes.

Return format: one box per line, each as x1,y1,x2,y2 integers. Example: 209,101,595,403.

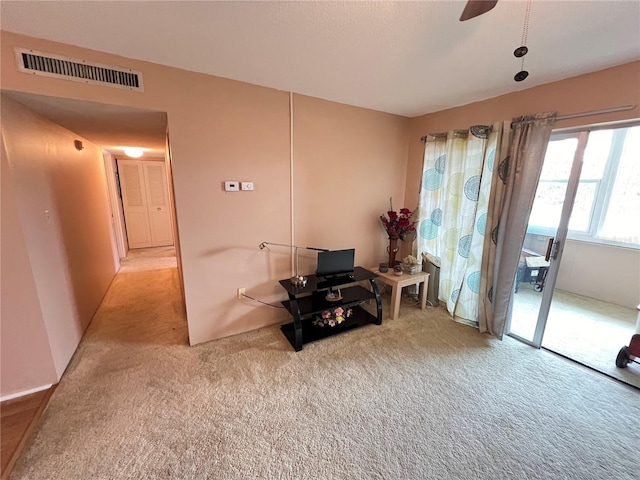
15,48,144,92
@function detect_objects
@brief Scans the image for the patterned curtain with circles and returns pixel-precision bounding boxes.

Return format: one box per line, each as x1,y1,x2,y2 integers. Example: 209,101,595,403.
417,123,509,326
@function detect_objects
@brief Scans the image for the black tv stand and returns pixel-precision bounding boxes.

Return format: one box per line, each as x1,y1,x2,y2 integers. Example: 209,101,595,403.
278,267,382,351
317,273,355,285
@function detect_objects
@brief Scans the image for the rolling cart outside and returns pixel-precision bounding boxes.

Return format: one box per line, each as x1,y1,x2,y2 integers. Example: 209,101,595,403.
616,304,640,369
515,250,550,293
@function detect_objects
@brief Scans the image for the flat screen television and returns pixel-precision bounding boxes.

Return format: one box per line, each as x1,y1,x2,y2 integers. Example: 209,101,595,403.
316,249,355,278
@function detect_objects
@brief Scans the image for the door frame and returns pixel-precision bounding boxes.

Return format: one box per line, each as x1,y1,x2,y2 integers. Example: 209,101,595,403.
102,150,127,260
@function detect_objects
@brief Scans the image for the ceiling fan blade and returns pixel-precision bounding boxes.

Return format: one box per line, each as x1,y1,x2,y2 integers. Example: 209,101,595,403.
459,0,498,21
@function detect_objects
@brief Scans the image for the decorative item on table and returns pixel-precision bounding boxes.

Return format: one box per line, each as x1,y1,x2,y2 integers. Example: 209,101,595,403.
325,288,342,302
379,262,389,273
402,255,422,275
313,306,353,327
380,197,417,268
393,264,403,276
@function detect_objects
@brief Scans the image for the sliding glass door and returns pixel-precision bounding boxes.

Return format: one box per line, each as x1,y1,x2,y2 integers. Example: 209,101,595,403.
507,132,587,347
507,123,640,350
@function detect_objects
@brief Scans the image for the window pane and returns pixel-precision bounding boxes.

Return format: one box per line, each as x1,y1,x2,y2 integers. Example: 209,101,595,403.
529,138,577,229
600,126,640,244
568,181,597,232
582,129,611,179
530,181,567,229
565,130,610,234
540,138,577,180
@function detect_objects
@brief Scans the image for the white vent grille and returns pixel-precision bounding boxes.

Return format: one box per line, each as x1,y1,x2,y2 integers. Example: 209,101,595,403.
15,48,144,92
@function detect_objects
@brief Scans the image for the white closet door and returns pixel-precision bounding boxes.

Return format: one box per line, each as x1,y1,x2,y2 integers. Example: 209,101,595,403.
143,162,174,247
118,159,152,248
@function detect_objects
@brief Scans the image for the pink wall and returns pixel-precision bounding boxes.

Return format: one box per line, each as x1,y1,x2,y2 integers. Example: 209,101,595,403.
292,94,409,271
0,31,410,345
1,136,58,395
1,95,117,394
164,74,293,344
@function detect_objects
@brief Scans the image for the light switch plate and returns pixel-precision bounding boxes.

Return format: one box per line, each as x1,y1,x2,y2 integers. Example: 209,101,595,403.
241,182,254,191
224,181,239,192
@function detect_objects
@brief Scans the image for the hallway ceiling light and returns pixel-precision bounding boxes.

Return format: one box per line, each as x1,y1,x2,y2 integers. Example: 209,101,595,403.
124,147,144,158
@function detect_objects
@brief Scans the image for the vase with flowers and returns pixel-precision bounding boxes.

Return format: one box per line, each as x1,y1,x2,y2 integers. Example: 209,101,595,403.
380,197,416,268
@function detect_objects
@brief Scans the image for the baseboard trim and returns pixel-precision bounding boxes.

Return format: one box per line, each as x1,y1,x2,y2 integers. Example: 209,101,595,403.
0,384,53,402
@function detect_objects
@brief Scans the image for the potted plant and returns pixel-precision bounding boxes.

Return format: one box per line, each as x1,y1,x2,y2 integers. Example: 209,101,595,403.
402,255,422,275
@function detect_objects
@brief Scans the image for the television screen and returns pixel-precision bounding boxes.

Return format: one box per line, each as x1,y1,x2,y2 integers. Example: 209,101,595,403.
316,249,355,277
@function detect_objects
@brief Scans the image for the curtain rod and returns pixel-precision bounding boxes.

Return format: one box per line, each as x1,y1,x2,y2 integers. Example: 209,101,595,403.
554,104,636,121
420,104,637,142
420,130,466,142
511,104,637,129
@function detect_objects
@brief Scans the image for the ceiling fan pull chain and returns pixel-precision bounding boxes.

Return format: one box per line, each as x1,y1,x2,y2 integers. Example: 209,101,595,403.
521,0,532,48
514,0,533,82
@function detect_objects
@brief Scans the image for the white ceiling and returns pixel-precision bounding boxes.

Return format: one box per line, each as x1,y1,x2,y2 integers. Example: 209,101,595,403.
2,1,639,118
2,1,639,157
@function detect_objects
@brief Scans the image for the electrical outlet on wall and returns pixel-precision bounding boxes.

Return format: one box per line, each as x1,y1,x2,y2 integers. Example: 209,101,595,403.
237,288,245,299
241,182,254,191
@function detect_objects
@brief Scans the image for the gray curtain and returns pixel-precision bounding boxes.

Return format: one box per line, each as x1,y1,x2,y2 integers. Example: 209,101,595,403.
477,121,512,334
482,112,557,338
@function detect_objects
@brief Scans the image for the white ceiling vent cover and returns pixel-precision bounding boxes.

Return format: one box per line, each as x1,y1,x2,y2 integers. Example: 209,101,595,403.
15,48,144,92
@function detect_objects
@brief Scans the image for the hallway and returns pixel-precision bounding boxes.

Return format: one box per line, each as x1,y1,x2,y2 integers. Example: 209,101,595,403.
87,246,186,346
1,246,185,478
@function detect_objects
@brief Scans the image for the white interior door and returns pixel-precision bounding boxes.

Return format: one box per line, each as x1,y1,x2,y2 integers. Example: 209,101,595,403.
118,159,174,249
143,161,174,247
118,159,152,248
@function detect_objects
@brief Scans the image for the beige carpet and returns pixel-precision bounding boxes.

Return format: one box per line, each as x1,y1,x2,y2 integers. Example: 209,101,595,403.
118,246,178,273
11,250,640,479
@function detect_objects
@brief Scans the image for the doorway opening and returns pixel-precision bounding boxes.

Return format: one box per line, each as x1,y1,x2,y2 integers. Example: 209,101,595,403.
507,123,640,388
2,90,187,331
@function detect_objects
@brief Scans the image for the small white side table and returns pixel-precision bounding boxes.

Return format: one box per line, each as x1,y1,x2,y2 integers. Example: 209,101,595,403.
372,269,429,320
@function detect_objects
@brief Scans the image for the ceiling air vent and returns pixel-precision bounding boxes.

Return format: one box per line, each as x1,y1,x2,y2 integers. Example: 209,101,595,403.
15,48,144,92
